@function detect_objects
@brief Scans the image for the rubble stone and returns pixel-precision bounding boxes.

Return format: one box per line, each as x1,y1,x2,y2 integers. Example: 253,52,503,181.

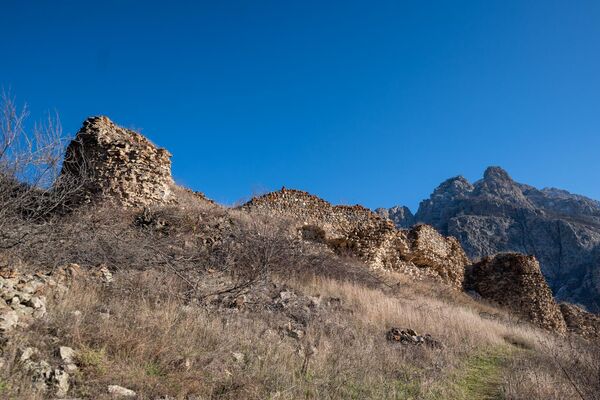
108,384,137,398
386,327,443,349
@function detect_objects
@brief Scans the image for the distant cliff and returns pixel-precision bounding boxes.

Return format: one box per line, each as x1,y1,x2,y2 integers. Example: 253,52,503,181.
379,166,600,312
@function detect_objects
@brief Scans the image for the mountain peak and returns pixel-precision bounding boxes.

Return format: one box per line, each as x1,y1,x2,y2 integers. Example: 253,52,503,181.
483,166,512,182
432,175,474,197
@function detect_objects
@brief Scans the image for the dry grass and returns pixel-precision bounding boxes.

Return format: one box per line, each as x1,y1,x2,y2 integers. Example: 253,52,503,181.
4,264,587,400
1,198,598,399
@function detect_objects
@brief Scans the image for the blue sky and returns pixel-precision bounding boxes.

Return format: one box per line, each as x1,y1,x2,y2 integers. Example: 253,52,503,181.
2,1,599,210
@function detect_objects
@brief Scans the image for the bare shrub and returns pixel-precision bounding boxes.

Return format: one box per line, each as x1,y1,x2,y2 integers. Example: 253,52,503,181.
0,92,87,253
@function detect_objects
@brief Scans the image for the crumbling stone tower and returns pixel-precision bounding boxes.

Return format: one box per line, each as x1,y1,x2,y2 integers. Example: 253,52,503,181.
60,116,173,207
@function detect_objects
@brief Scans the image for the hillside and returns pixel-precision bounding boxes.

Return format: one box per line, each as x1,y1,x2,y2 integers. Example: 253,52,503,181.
379,167,600,312
0,117,599,399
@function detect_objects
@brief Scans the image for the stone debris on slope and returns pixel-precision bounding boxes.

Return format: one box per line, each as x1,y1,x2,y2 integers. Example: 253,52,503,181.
386,327,444,349
240,188,469,288
0,264,87,398
0,266,76,397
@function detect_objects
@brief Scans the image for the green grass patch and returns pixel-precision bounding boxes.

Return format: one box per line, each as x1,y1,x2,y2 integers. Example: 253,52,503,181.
144,361,165,377
77,346,108,374
431,346,514,400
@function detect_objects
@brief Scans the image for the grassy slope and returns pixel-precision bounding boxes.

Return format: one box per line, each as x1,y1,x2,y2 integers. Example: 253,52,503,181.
1,201,598,399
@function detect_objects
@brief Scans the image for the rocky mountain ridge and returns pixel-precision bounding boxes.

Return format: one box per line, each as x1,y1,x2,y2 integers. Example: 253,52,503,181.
379,166,600,312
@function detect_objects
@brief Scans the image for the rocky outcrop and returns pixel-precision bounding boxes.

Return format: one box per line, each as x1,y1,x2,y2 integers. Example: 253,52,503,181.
375,206,415,228
60,116,174,207
465,253,567,333
559,303,600,340
382,166,600,312
241,189,469,288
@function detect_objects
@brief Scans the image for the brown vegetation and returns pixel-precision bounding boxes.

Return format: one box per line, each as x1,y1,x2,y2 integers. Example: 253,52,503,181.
1,105,599,399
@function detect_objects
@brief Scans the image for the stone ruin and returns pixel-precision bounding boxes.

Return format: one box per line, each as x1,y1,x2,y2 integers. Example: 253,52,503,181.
52,116,599,338
465,253,567,333
559,303,600,340
240,188,469,288
59,116,174,207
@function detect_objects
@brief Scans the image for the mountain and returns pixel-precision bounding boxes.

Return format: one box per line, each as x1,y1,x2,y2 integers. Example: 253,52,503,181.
379,166,600,311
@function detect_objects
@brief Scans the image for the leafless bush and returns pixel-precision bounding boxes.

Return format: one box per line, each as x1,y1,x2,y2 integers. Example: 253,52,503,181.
0,92,87,252
502,334,600,400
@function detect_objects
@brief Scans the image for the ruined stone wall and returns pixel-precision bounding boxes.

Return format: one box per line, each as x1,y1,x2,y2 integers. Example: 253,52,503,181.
241,189,468,288
466,253,567,333
559,303,600,340
404,225,469,288
60,116,174,207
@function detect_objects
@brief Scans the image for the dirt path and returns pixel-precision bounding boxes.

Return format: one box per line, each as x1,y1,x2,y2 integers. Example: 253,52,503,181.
431,346,515,400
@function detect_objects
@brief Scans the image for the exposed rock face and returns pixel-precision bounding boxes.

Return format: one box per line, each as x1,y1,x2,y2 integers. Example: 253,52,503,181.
383,166,600,312
466,253,567,333
375,206,415,228
240,189,469,288
559,303,600,340
60,116,174,207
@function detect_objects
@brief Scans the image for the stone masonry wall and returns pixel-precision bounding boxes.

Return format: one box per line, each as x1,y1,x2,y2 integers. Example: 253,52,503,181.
241,189,469,288
60,116,174,207
559,303,600,340
466,253,567,333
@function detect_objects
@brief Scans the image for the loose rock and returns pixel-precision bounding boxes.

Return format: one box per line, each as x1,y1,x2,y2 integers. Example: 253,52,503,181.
108,385,137,398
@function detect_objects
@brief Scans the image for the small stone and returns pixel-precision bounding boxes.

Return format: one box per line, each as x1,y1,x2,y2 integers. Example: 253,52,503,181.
279,290,293,302
287,328,305,340
231,295,246,309
53,369,70,397
231,352,245,363
108,384,137,398
20,346,38,362
16,305,34,316
308,296,321,308
0,310,19,333
59,346,76,365
96,265,114,284
27,296,46,309
21,280,44,294
28,360,52,391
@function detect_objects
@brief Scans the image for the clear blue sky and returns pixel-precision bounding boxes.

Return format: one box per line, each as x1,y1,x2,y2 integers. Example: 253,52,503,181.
2,1,599,210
